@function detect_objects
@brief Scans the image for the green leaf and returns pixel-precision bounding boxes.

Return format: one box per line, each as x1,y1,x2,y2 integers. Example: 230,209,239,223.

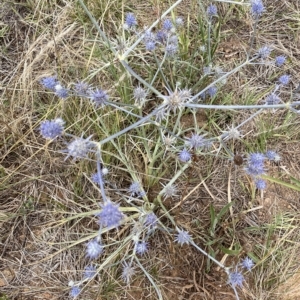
262,175,300,192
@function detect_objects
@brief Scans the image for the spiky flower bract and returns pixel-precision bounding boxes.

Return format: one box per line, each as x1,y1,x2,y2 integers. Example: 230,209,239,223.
133,86,147,106
175,229,192,246
257,46,272,59
89,88,108,107
129,182,145,197
162,183,178,199
125,12,137,29
65,135,94,160
70,286,81,298
86,239,104,259
178,148,192,163
175,17,184,28
275,55,286,67
121,261,135,284
186,134,208,149
206,85,217,98
136,241,149,255
278,74,290,85
74,81,90,96
84,265,97,279
255,178,266,190
40,76,58,90
161,86,191,113
207,4,218,18
241,257,255,271
165,43,178,57
162,19,173,32
250,0,265,18
265,150,280,161
40,118,64,139
54,84,68,98
229,271,244,287
265,93,281,105
144,212,158,229
97,201,124,228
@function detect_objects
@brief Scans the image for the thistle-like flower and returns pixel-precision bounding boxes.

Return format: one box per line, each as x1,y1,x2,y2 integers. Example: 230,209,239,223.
121,261,135,284
175,229,192,246
70,286,81,298
129,181,145,198
178,148,192,163
278,74,290,85
97,201,124,228
255,178,266,190
275,55,286,67
65,135,94,160
89,88,109,107
265,150,280,161
161,183,178,199
250,0,265,18
229,271,244,287
241,257,255,271
86,239,104,259
165,43,178,57
162,19,173,32
40,76,58,90
40,118,64,139
84,265,97,279
186,133,208,149
265,93,281,105
207,4,218,18
175,17,184,28
144,212,158,229
124,12,137,29
136,241,149,255
133,86,147,106
74,81,90,96
54,84,68,98
257,46,272,59
162,86,191,113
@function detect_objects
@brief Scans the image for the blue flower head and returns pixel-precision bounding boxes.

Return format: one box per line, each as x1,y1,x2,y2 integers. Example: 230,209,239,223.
229,271,244,287
129,182,145,197
265,150,279,161
275,55,286,67
187,134,207,149
75,81,90,95
89,88,108,107
175,229,192,246
125,13,137,28
40,118,64,139
54,84,68,98
156,30,168,43
65,135,94,160
207,4,218,18
165,43,178,57
97,201,124,228
257,46,272,59
179,148,192,162
206,85,217,98
144,212,158,229
145,40,156,51
255,178,266,190
136,241,149,255
278,74,290,85
162,19,173,32
265,93,281,105
84,265,97,279
86,239,104,259
250,0,265,18
40,76,58,90
70,286,81,298
241,257,255,271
